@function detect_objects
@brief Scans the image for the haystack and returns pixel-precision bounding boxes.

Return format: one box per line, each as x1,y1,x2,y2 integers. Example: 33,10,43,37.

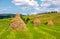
9,14,27,31
47,20,54,25
33,17,40,26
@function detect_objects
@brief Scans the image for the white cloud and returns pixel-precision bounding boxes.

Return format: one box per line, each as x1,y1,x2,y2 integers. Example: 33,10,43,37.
41,2,51,7
52,0,60,6
40,0,52,7
12,0,39,7
54,8,60,12
11,0,60,14
41,0,52,1
42,8,60,12
0,8,7,11
30,12,37,15
41,0,60,7
34,7,40,10
32,13,37,14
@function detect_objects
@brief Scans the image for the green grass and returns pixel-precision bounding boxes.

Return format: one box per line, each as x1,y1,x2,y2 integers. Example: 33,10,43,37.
24,13,60,25
0,13,60,39
0,19,60,39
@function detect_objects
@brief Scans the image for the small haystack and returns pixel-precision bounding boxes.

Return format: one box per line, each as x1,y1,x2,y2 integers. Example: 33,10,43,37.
47,20,54,25
9,14,27,31
33,17,40,26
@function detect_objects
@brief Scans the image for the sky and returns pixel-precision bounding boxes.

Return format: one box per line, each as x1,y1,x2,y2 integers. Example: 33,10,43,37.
0,0,60,15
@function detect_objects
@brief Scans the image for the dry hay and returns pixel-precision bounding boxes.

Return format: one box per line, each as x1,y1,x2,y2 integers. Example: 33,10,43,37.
33,17,40,26
47,20,54,25
9,14,27,31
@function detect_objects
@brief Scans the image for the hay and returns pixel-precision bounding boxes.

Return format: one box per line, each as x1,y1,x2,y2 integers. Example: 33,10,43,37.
9,14,27,31
33,17,40,26
47,20,54,25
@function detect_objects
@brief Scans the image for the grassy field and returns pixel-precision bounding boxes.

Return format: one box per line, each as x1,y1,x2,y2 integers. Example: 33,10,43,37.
24,13,60,25
0,13,60,39
0,19,60,39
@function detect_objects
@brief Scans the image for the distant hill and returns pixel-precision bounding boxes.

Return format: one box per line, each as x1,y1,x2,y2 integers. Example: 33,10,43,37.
23,13,60,25
0,13,60,25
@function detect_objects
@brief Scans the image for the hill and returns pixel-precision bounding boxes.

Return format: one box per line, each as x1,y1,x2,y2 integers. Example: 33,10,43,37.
23,13,60,25
0,13,60,39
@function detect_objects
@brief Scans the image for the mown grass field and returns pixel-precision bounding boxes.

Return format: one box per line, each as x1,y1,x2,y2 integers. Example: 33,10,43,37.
0,13,60,39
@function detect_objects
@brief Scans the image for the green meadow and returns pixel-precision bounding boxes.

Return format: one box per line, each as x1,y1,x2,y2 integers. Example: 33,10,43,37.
0,13,60,39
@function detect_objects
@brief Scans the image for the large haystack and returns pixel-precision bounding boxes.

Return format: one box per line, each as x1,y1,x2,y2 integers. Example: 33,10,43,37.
47,20,54,25
9,14,27,31
33,17,40,26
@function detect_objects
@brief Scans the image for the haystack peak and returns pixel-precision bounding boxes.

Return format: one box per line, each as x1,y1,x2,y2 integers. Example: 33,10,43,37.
9,13,27,31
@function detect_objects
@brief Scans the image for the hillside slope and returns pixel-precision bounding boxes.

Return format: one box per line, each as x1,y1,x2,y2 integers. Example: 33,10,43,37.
0,13,60,39
23,13,60,25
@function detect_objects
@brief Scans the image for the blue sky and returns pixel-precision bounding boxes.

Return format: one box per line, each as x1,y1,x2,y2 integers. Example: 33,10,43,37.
0,0,60,15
